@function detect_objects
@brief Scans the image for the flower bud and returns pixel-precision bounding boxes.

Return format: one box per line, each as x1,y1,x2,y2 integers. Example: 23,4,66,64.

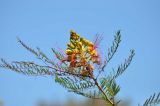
87,42,94,47
67,43,75,49
70,30,79,40
87,46,93,53
66,49,72,55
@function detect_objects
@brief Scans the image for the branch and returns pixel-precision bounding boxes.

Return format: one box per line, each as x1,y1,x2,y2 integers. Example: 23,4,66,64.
91,76,114,105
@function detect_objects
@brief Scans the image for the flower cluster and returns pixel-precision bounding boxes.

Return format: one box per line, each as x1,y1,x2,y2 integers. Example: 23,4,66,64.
63,30,101,77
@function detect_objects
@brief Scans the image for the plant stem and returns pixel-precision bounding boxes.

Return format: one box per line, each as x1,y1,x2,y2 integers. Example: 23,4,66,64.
91,76,113,105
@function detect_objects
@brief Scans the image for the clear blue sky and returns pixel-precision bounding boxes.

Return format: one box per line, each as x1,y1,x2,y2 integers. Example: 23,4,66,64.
0,0,160,106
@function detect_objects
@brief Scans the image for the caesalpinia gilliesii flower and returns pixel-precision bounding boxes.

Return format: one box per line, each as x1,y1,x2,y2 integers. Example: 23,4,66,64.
64,30,101,78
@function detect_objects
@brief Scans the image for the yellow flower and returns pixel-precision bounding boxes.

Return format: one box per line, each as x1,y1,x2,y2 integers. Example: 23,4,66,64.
86,46,93,53
64,30,101,77
87,42,94,47
75,41,83,50
80,37,94,46
81,53,86,61
77,41,82,47
67,43,75,49
80,37,84,42
70,30,79,40
90,50,98,56
74,48,79,53
70,39,77,46
83,39,88,45
66,49,72,55
85,40,93,46
81,45,85,52
80,37,86,44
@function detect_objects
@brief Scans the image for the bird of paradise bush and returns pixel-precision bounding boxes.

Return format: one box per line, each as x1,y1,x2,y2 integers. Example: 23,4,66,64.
0,30,160,106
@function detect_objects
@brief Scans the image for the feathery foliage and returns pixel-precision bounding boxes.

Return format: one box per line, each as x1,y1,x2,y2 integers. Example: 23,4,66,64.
100,30,121,72
143,92,160,106
110,50,135,80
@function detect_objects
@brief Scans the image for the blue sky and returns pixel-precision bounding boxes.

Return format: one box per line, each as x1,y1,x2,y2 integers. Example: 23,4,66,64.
0,0,160,106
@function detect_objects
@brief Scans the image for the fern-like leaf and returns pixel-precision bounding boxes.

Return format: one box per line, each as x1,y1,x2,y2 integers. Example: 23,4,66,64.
17,38,56,66
55,76,95,91
143,92,160,106
111,50,135,80
101,30,121,72
100,77,120,97
0,59,56,76
17,37,39,57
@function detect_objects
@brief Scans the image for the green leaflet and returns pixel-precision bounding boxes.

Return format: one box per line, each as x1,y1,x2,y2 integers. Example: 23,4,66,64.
100,77,120,97
55,76,95,91
111,50,135,80
143,93,160,106
100,30,121,72
0,59,55,76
